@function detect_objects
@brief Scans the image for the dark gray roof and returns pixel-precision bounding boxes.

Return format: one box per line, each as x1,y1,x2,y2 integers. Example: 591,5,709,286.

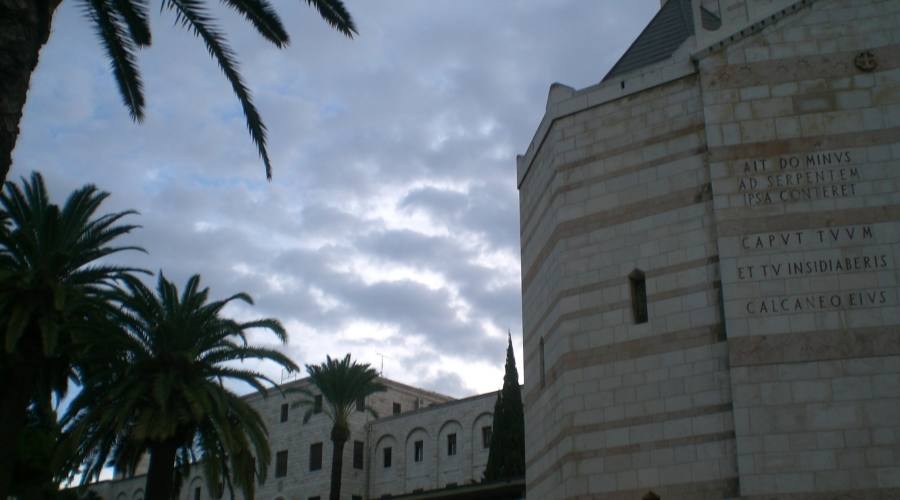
602,0,701,82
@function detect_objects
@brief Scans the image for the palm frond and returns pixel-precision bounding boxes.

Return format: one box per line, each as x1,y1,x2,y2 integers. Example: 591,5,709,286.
111,0,152,45
303,0,356,38
164,0,273,179
63,270,296,496
83,0,145,121
220,0,289,47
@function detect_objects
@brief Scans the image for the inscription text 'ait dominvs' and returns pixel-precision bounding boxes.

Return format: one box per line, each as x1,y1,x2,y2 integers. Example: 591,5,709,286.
737,151,859,207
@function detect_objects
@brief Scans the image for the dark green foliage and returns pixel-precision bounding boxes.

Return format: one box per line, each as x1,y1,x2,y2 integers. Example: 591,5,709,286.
295,354,386,500
62,273,299,500
0,172,144,500
77,0,357,179
484,334,525,481
0,172,144,405
10,408,67,500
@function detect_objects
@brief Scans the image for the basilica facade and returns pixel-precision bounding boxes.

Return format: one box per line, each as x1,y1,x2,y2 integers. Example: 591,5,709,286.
517,0,900,498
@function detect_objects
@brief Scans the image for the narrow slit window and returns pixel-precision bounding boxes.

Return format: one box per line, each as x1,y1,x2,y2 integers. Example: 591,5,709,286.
414,440,424,462
700,0,722,31
447,433,457,456
539,337,546,388
313,395,323,414
353,440,364,469
309,443,322,471
275,450,288,478
629,269,648,324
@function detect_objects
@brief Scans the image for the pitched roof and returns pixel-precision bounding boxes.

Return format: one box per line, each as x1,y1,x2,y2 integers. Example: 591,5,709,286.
602,0,697,82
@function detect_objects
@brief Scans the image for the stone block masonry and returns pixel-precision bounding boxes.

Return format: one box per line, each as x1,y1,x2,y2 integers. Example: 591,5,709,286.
518,0,900,498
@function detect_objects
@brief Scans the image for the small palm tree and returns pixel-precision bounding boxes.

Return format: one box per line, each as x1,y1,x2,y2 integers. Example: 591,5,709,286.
63,273,299,500
0,172,143,500
296,354,386,500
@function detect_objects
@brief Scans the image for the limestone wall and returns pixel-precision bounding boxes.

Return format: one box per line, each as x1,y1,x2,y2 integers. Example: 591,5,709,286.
699,0,900,496
518,66,736,498
87,377,452,500
366,392,495,499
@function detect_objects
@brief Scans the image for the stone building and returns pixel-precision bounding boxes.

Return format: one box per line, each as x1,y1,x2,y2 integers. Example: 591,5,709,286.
517,0,900,498
87,377,523,500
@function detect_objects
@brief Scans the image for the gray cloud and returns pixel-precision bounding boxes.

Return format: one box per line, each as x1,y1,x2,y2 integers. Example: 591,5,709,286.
13,0,660,396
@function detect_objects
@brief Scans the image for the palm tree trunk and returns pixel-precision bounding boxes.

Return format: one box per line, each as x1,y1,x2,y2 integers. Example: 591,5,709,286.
0,0,62,183
329,425,350,500
145,440,179,500
0,373,29,500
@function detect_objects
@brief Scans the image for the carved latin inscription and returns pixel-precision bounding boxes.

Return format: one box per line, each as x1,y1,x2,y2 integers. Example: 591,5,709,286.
733,224,894,316
736,151,860,207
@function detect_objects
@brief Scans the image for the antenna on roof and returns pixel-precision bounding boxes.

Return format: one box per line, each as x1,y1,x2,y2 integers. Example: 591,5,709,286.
376,352,394,377
280,367,298,384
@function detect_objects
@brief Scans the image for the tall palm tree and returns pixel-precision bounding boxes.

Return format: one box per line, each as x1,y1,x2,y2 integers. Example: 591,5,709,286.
296,354,386,500
63,273,299,500
0,172,144,500
0,0,357,182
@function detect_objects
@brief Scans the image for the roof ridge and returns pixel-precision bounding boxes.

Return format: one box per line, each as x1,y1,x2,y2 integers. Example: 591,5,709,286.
602,0,695,82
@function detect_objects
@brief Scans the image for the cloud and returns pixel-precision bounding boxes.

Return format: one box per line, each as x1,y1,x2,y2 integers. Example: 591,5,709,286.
13,0,661,396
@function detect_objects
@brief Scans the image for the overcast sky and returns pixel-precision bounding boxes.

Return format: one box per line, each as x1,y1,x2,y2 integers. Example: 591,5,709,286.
13,0,659,398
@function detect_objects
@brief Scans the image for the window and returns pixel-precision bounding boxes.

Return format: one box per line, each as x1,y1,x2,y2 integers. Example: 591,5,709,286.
447,433,457,456
392,402,401,415
539,337,546,388
313,395,323,414
699,0,723,31
275,450,288,478
309,443,323,471
414,440,424,462
629,269,648,324
383,447,392,468
193,487,201,500
356,397,365,411
308,497,320,500
280,403,288,423
352,496,363,500
482,426,492,449
353,440,364,469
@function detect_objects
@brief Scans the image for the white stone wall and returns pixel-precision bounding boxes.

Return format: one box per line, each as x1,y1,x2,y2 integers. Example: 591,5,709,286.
366,392,495,499
87,377,453,500
517,60,736,499
699,0,900,497
518,0,900,498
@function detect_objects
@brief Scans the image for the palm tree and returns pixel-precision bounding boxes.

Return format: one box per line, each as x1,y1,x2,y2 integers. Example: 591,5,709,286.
0,0,357,182
0,172,144,500
296,354,386,500
63,273,299,500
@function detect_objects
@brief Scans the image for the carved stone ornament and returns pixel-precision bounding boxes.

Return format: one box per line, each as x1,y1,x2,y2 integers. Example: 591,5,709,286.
854,50,878,72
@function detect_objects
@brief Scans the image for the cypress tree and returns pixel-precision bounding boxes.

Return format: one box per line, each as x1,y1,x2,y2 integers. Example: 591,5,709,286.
484,332,525,481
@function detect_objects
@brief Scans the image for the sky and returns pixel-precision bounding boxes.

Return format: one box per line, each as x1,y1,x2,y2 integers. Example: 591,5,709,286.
13,0,660,398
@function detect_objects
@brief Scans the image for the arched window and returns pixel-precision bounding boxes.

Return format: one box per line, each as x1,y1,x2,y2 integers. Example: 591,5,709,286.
700,0,722,31
629,269,648,324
